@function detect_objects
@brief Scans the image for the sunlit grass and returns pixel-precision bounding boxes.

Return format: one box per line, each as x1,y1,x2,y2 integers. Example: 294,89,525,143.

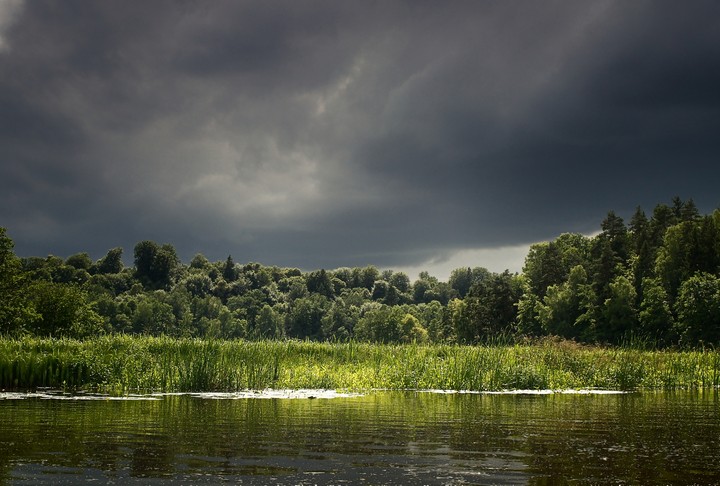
1,336,719,393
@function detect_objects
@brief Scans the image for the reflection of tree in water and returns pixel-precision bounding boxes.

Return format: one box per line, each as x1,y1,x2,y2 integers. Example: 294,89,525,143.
505,392,720,484
130,437,174,478
1,391,720,483
0,456,13,483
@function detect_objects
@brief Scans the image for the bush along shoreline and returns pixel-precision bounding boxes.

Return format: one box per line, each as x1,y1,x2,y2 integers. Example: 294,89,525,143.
1,336,719,394
3,197,720,396
3,198,720,349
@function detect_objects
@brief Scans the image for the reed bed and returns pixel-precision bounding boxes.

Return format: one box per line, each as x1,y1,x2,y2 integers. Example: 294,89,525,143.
1,336,719,393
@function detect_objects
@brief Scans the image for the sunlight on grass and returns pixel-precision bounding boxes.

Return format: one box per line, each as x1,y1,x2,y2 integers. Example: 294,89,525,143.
1,336,719,393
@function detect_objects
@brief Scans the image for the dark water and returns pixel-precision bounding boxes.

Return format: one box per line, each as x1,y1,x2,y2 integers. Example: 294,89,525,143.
1,390,719,485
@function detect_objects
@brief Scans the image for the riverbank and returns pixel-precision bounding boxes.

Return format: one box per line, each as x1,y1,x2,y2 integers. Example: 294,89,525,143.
1,336,719,393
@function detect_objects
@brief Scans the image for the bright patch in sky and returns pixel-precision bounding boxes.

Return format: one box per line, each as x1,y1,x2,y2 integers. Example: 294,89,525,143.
0,0,23,51
393,243,532,281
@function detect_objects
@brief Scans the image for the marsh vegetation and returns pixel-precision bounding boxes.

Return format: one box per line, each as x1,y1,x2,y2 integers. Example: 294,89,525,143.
2,336,719,393
2,198,720,397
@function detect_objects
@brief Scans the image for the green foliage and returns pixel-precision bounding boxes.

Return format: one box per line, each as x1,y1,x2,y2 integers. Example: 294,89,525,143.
4,197,720,348
417,301,451,343
255,304,283,339
86,270,134,296
447,298,469,342
448,267,490,298
130,292,176,335
94,248,124,274
538,265,596,340
182,273,213,298
134,241,179,289
306,269,334,298
321,301,359,341
356,265,380,290
515,275,543,336
222,255,237,282
599,275,638,343
655,213,720,305
523,234,592,300
461,271,520,343
524,242,566,298
388,271,410,293
189,253,210,270
637,277,674,345
66,252,93,271
675,273,720,346
241,262,272,290
512,199,720,347
412,274,435,303
0,228,38,335
400,313,428,343
354,305,404,343
286,294,329,339
600,210,630,263
28,281,105,337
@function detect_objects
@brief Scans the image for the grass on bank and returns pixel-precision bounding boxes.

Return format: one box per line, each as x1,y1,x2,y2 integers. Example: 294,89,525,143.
1,336,719,393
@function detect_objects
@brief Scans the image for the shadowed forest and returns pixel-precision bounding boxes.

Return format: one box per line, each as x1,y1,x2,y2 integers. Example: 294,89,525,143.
2,198,720,348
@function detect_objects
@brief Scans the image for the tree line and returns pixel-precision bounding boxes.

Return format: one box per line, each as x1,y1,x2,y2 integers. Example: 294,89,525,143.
2,197,719,347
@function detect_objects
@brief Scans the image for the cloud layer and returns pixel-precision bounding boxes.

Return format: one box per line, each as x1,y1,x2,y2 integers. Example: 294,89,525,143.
2,1,719,273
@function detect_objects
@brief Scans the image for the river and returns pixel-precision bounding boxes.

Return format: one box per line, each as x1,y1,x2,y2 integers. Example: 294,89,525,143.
1,389,718,484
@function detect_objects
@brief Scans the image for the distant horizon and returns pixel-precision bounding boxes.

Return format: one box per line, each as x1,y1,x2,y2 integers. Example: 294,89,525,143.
9,226,533,281
4,202,696,280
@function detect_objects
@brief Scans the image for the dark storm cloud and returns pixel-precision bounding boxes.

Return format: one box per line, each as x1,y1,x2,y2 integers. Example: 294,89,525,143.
1,0,719,272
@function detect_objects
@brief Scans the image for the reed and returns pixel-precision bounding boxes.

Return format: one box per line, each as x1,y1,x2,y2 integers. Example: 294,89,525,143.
1,336,719,393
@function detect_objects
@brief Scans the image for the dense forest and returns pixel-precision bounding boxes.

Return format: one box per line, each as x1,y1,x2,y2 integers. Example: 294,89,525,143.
2,198,720,347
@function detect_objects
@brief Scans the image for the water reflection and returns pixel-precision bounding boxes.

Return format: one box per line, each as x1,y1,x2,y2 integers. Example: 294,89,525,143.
1,390,718,484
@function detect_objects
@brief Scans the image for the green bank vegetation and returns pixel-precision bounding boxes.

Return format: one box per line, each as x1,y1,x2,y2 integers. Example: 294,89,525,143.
2,336,719,393
2,197,720,392
2,197,720,348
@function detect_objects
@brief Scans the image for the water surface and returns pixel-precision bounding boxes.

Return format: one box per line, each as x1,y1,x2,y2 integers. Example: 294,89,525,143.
1,390,718,484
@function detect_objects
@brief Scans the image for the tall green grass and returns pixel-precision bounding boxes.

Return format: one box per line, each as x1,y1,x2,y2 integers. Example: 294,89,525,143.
1,336,718,393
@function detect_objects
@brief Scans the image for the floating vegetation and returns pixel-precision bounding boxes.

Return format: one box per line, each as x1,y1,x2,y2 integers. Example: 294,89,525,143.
0,389,359,401
1,336,719,394
0,390,160,401
184,389,364,399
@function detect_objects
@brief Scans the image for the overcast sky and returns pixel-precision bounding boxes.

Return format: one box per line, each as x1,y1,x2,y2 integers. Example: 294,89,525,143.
1,1,719,279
